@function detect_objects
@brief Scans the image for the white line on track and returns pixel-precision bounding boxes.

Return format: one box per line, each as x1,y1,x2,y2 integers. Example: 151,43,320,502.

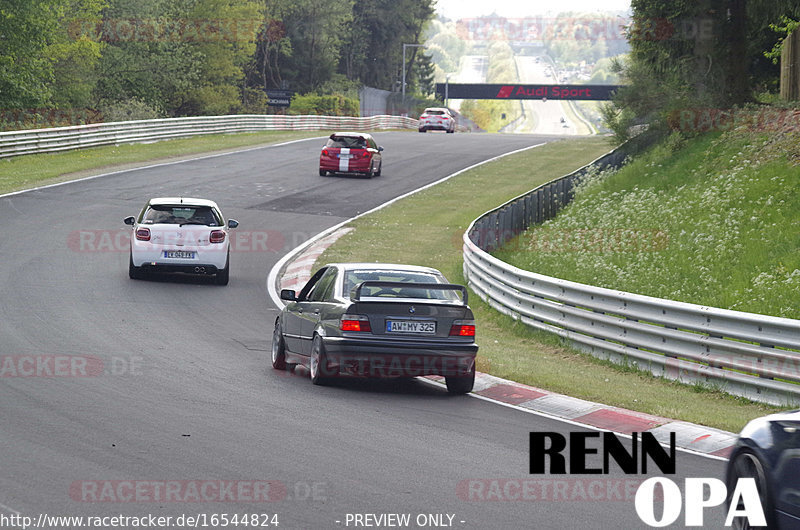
0,136,326,200
0,501,21,514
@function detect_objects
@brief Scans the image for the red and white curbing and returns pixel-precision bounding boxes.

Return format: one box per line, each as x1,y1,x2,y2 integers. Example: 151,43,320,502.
277,234,736,460
279,228,353,293
430,372,736,458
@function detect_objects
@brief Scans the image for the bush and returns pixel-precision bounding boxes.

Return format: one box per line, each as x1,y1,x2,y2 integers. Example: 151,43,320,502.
287,93,359,116
97,98,165,122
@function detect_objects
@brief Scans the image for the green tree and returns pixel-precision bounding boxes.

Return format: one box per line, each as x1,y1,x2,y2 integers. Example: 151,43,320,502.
281,0,353,92
178,0,261,115
611,0,800,137
0,0,60,108
47,0,107,109
94,0,204,115
412,52,435,96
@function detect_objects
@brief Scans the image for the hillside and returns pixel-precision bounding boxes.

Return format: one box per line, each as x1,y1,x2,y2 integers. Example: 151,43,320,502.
495,119,800,319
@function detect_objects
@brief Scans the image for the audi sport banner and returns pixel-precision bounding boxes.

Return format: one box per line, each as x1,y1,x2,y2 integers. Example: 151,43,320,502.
436,83,622,101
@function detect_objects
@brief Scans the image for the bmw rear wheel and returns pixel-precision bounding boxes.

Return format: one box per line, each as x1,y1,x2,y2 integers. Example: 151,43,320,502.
445,365,475,394
272,322,287,370
310,335,330,385
319,169,327,176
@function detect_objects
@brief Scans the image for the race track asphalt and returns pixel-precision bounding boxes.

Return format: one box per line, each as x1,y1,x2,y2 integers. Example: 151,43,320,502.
0,132,726,529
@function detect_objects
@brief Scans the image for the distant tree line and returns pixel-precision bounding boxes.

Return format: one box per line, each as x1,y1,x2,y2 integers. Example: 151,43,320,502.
0,0,435,124
606,0,800,140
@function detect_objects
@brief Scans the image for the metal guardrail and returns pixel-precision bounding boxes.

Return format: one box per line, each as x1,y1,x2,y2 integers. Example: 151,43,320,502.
0,114,419,159
462,147,800,406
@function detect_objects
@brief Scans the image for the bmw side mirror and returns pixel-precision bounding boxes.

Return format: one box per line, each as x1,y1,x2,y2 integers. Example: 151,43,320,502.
280,289,297,301
123,216,135,226
228,219,239,229
378,146,384,152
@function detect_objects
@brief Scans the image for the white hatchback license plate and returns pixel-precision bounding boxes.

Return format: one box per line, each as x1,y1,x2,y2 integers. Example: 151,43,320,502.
164,250,195,259
386,320,436,334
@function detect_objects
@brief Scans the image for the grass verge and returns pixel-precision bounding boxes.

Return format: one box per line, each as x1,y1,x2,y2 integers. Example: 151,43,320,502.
316,135,782,432
495,131,800,319
0,130,329,196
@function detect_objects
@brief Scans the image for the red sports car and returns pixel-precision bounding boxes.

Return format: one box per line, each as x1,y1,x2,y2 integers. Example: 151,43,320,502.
319,132,383,178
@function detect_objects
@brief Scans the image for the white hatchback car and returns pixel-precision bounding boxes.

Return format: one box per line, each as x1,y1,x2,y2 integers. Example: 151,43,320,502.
418,107,455,133
124,198,238,285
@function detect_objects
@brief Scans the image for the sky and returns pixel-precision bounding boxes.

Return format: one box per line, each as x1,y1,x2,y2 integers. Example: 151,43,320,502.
434,0,632,19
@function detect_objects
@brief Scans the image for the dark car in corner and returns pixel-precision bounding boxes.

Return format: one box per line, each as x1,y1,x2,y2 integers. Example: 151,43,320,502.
725,409,800,529
272,263,478,393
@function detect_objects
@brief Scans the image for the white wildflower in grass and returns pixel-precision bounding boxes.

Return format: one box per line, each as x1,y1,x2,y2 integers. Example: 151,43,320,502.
492,131,800,319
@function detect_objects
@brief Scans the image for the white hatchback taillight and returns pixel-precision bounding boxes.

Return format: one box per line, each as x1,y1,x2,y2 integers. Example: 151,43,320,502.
210,230,226,243
135,227,150,241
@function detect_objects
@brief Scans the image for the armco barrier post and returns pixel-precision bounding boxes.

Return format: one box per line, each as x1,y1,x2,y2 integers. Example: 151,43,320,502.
498,208,508,247
485,212,498,252
523,195,532,228
543,185,552,221
511,200,522,237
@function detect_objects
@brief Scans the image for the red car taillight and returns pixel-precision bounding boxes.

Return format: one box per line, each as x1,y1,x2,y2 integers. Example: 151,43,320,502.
135,227,150,241
449,320,476,337
322,148,330,157
210,230,226,243
341,314,372,332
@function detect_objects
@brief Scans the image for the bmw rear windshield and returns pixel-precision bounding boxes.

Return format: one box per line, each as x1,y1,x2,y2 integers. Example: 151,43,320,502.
344,270,461,301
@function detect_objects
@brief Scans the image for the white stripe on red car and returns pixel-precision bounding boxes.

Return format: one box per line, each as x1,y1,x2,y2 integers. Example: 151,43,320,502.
339,148,350,172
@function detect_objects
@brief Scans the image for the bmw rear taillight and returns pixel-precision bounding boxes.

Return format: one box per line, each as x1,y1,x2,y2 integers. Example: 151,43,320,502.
210,230,226,243
449,320,475,337
341,314,372,332
135,227,150,241
322,148,330,157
